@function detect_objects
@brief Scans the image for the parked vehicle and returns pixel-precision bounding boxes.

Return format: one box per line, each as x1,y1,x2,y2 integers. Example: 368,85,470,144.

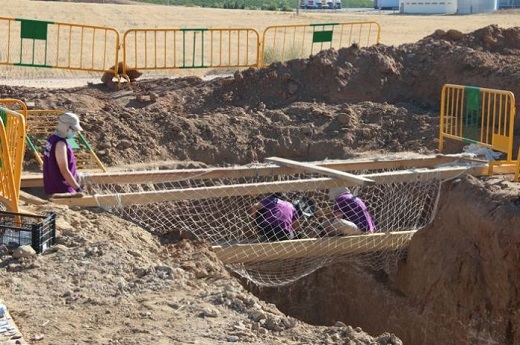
327,0,342,9
300,0,319,9
300,0,341,9
373,0,398,10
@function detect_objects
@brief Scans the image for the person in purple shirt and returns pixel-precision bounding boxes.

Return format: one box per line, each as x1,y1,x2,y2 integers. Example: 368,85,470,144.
250,193,300,241
323,187,376,236
43,112,84,196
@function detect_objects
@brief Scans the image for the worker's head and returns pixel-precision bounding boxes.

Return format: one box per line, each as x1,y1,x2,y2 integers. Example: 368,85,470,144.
56,112,83,138
328,187,350,201
272,192,283,199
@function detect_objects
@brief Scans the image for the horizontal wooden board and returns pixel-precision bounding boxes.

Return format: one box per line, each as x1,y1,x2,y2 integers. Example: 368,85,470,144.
212,231,416,264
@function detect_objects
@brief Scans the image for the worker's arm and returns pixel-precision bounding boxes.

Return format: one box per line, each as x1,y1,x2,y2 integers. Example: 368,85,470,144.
55,141,81,191
292,218,301,233
249,201,263,216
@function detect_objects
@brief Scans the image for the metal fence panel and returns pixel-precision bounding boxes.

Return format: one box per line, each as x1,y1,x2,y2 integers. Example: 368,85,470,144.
0,17,120,73
261,21,381,66
123,28,260,72
0,100,27,212
439,84,516,161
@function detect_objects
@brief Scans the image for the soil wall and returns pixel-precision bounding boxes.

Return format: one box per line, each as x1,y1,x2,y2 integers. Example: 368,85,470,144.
250,176,520,344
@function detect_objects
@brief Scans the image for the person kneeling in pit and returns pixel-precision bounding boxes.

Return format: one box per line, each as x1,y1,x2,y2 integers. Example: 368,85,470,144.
321,187,376,237
250,193,300,242
43,112,85,197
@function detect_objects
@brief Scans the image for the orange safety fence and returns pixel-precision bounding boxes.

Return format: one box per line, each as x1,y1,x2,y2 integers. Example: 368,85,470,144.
261,21,381,66
439,84,518,178
0,116,17,212
515,147,520,182
0,17,120,76
0,17,383,81
0,100,27,195
122,27,260,76
0,100,27,212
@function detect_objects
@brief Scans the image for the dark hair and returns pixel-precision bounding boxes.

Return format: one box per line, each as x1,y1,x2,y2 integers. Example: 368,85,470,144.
271,192,283,199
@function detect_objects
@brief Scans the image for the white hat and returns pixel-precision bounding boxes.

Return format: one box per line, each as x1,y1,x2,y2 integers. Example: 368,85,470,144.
58,112,83,131
328,187,350,201
326,218,361,236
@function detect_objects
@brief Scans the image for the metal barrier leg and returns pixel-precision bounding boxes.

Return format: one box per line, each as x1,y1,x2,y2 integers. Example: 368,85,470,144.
488,161,495,177
514,148,520,182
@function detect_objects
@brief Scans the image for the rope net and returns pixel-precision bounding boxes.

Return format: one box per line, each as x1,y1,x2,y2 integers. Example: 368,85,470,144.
83,160,451,287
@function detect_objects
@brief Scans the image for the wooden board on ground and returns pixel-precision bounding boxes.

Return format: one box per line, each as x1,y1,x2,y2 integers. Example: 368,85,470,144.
18,190,48,206
212,231,416,264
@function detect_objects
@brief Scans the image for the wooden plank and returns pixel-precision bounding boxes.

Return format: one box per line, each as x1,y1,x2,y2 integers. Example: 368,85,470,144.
21,155,464,188
435,154,489,164
212,231,416,264
49,165,488,208
265,156,375,186
18,190,48,205
490,165,517,174
365,165,487,184
0,195,13,210
19,175,43,188
50,177,348,207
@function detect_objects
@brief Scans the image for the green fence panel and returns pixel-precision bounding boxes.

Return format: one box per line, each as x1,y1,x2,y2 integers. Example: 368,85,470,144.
312,30,333,43
17,18,51,40
464,86,481,142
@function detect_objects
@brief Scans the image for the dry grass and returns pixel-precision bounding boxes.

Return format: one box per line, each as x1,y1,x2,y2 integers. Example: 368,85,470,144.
0,0,517,79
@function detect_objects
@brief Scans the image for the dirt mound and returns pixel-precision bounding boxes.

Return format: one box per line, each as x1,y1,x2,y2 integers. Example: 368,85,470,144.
428,25,520,53
215,25,520,109
0,203,403,344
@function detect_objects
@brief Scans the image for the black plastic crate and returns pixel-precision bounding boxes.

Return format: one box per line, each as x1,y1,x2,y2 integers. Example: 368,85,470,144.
0,211,56,253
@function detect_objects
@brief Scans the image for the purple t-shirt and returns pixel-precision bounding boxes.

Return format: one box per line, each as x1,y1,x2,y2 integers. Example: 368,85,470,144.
333,193,376,232
258,195,297,235
43,134,78,194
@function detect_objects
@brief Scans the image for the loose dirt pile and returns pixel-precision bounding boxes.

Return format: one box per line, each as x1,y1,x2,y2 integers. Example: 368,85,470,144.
2,204,402,344
1,24,520,344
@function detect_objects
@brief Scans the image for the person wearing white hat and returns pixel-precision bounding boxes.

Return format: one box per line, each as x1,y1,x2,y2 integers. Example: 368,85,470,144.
321,187,376,236
42,112,84,196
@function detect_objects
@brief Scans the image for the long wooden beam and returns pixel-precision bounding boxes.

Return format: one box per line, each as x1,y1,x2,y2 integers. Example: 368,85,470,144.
19,190,48,205
265,156,375,186
212,231,416,264
21,155,466,188
49,165,487,207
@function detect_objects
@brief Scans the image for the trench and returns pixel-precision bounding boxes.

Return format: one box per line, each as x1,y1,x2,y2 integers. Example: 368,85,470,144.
244,176,520,345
